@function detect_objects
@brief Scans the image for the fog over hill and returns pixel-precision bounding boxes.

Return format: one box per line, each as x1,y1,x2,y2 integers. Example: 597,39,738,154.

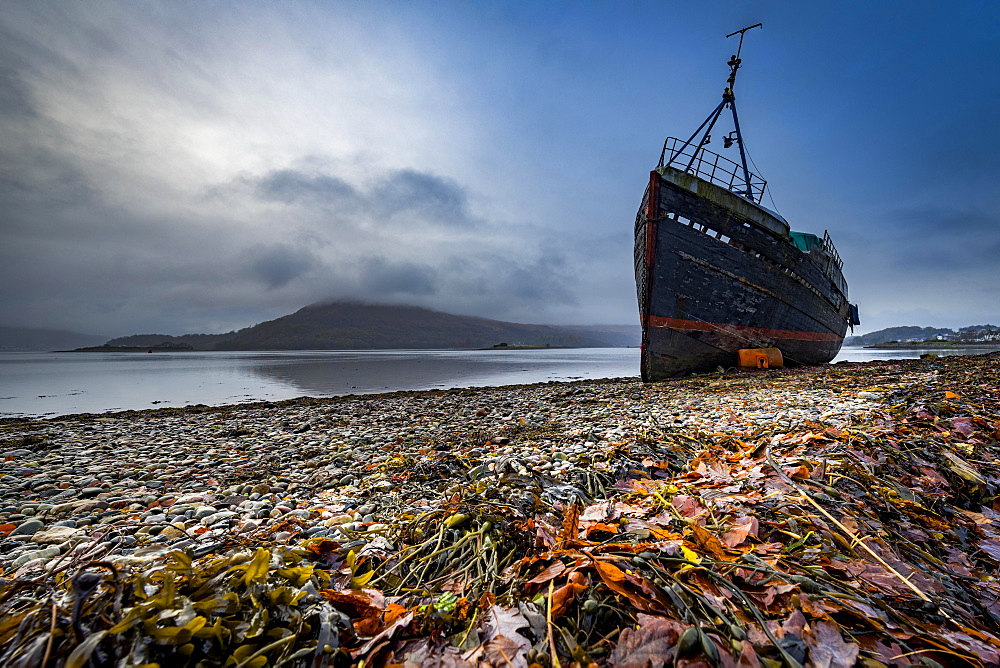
0,326,107,351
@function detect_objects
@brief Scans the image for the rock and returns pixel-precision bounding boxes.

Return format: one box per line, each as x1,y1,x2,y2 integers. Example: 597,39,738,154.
159,526,187,540
10,519,44,536
11,546,61,568
30,526,81,544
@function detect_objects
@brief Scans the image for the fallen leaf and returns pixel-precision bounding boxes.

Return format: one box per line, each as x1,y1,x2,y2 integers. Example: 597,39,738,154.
480,604,530,645
584,522,619,539
721,516,758,548
592,559,662,613
550,571,588,619
803,620,859,668
352,611,415,659
689,523,729,560
479,605,531,667
559,503,581,547
525,561,567,587
607,617,687,668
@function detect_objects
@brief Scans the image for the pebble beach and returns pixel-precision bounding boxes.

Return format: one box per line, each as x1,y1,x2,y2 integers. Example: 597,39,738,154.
0,366,885,573
2,352,999,666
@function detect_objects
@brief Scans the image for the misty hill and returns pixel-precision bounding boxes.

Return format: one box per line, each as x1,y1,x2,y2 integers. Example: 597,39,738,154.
219,302,639,350
846,324,1000,346
105,332,236,351
0,325,107,351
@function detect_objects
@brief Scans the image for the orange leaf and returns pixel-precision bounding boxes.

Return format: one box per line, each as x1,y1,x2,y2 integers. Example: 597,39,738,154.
783,464,811,480
308,540,340,556
0,523,15,538
550,575,588,619
592,560,661,613
525,561,567,588
559,504,581,548
945,391,961,400
689,523,729,560
584,522,619,540
720,517,758,548
321,589,381,618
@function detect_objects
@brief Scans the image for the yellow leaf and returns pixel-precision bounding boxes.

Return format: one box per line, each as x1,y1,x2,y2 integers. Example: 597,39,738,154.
681,546,702,565
351,569,375,589
346,549,357,572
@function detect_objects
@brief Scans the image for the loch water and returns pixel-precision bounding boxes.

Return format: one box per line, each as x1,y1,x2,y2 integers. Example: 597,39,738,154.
1,346,996,418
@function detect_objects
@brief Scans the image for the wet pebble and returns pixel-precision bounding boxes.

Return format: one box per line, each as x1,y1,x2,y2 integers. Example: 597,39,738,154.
0,369,891,572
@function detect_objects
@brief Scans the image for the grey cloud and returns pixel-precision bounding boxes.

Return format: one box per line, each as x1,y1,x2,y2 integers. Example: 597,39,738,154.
252,169,357,205
242,165,481,230
369,168,480,228
0,63,36,118
0,25,50,120
360,258,437,296
244,243,319,289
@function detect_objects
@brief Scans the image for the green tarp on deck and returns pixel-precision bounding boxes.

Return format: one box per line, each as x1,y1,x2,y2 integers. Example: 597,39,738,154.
789,231,821,252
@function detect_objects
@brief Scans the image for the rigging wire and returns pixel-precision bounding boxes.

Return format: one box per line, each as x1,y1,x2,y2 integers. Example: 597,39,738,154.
742,143,782,216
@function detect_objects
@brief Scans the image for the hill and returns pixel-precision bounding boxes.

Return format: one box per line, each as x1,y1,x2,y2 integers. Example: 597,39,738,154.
104,332,236,351
218,302,639,350
846,324,1000,346
0,325,108,351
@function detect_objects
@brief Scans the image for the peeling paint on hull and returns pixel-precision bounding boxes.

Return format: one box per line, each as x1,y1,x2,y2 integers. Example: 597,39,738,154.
635,168,850,380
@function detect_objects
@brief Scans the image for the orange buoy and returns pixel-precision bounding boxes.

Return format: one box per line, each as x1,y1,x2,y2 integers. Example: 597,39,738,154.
737,348,783,370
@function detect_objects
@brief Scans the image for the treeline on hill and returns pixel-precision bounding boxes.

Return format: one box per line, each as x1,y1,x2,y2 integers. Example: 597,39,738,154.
102,302,640,351
846,324,1000,346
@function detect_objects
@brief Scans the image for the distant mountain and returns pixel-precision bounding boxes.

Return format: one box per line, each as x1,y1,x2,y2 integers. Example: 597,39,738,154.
0,325,108,352
219,302,639,350
846,324,1000,346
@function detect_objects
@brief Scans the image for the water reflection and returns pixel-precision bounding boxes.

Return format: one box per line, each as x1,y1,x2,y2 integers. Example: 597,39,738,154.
245,349,640,396
3,346,997,418
0,349,640,417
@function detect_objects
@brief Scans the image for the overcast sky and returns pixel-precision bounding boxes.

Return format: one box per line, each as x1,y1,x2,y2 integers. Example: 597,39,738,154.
1,1,997,337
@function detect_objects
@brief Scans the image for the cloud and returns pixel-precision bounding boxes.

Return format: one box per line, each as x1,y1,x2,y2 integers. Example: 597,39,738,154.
373,169,480,227
251,170,357,205
240,165,480,228
244,243,320,289
360,258,437,296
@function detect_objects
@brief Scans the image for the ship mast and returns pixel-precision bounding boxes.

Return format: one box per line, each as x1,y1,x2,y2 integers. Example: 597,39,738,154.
665,23,762,202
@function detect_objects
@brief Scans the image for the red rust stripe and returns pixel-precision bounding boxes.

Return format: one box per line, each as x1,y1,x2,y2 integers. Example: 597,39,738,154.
647,316,842,342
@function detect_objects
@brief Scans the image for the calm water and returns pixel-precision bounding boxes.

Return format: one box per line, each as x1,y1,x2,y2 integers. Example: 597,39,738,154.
1,346,996,418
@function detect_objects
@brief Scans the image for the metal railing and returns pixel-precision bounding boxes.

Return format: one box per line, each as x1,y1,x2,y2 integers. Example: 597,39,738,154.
823,230,843,270
658,137,767,202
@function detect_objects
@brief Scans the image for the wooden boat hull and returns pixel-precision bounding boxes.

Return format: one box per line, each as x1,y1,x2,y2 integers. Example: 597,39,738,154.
635,168,850,379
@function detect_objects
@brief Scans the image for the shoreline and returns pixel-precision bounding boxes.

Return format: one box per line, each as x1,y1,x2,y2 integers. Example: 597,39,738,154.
862,342,1000,350
2,352,999,665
